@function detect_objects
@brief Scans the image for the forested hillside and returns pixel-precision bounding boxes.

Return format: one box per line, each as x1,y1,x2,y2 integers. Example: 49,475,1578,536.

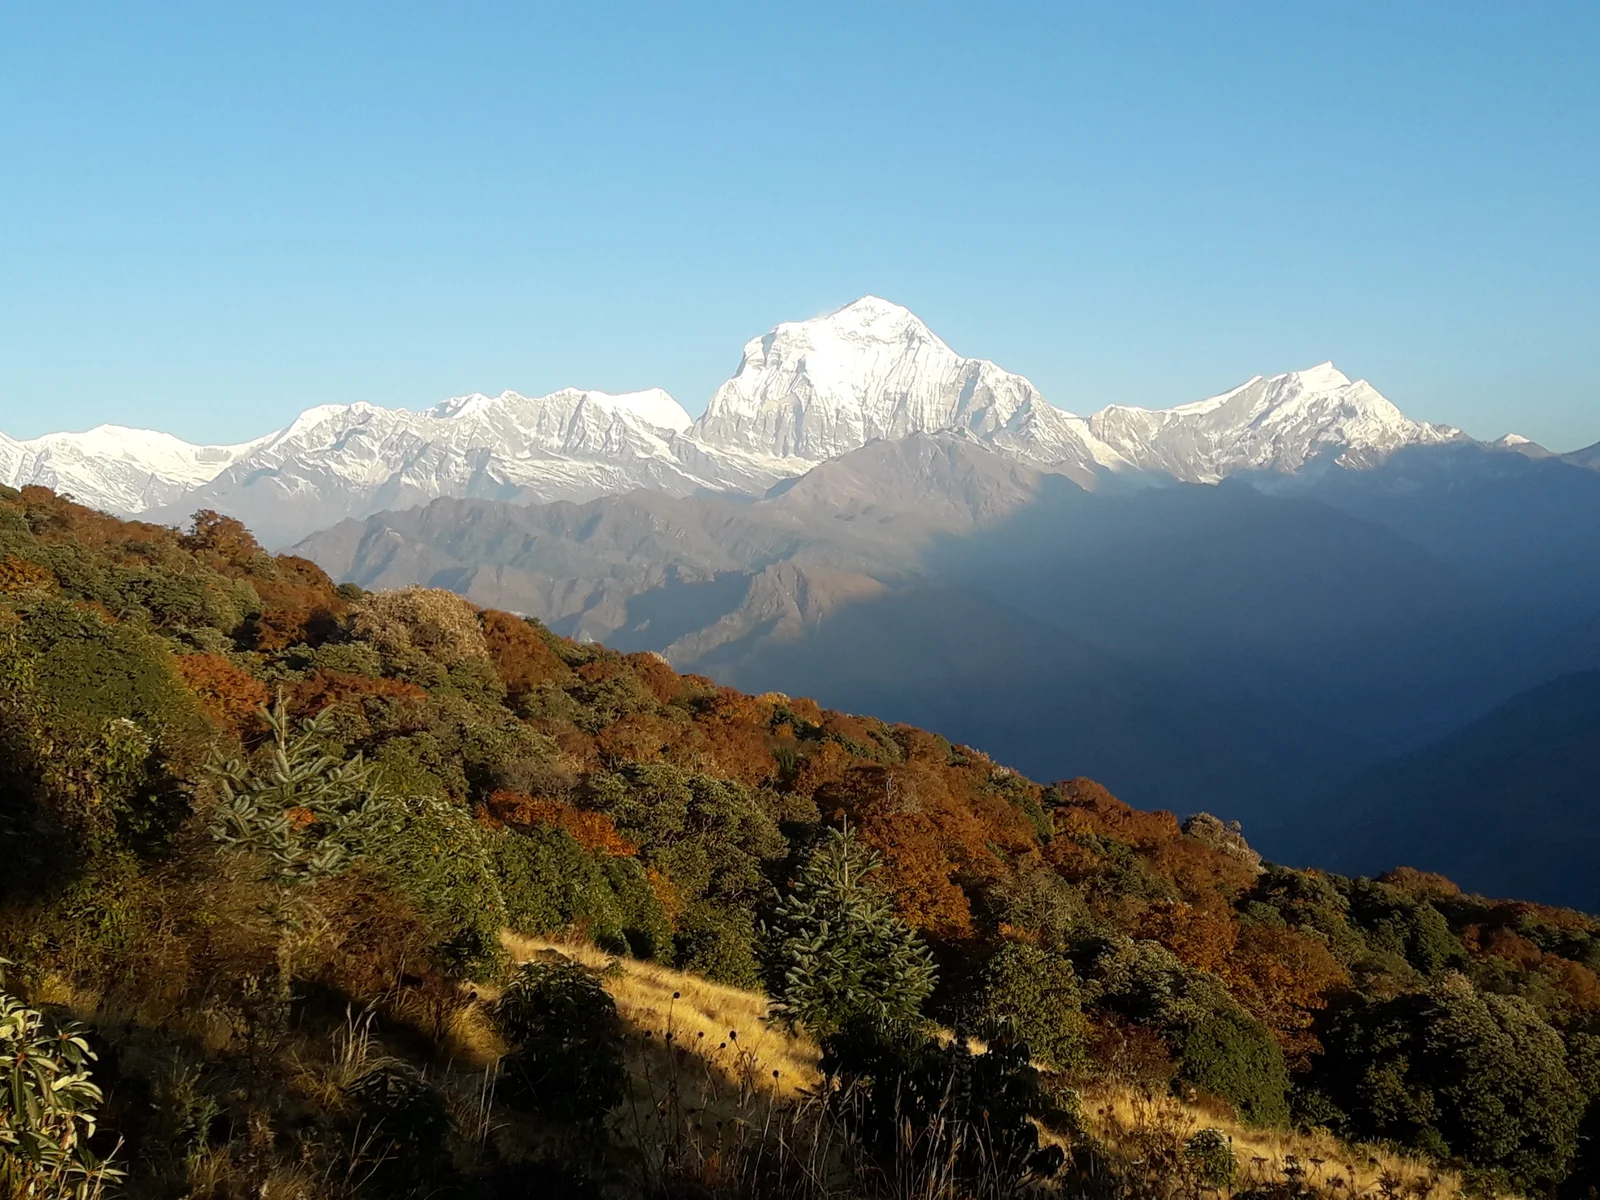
3,483,1600,1198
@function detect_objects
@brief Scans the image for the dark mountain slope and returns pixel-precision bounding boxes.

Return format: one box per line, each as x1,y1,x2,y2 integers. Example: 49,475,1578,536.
1286,442,1600,618
1279,671,1600,912
928,478,1548,759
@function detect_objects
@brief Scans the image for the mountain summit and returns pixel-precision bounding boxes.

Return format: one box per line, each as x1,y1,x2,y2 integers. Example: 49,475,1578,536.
685,297,1127,481
0,298,1487,543
1091,364,1462,482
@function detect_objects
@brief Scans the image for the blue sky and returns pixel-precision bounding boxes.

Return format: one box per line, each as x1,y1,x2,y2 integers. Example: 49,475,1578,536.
2,2,1597,450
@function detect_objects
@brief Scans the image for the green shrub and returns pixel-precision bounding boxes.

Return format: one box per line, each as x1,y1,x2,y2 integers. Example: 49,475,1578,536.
1183,1128,1236,1189
458,720,557,798
371,797,507,976
981,866,1088,950
0,976,123,1199
12,598,194,730
313,642,384,678
1347,880,1464,976
1315,972,1585,1190
494,960,625,1124
1177,1007,1290,1126
1081,937,1233,1033
968,940,1088,1070
491,825,593,936
488,828,670,962
372,733,467,800
585,763,786,906
599,856,672,962
673,902,761,989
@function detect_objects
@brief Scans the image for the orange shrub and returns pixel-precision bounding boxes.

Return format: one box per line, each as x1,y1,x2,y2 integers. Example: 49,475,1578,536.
623,651,682,704
175,653,271,736
0,555,55,595
182,510,263,564
1219,922,1349,1069
290,670,427,717
246,556,348,650
481,609,572,695
485,789,636,856
1138,897,1239,974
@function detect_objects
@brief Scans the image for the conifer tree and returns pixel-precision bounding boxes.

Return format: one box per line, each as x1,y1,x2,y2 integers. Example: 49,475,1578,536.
762,824,936,1034
208,695,392,1003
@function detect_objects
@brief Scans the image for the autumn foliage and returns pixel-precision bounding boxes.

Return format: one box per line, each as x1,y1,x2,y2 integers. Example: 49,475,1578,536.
484,789,637,856
7,483,1600,1194
174,653,269,737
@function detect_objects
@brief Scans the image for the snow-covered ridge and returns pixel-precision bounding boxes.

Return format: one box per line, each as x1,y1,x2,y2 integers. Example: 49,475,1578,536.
0,297,1491,544
1090,362,1463,483
0,424,268,515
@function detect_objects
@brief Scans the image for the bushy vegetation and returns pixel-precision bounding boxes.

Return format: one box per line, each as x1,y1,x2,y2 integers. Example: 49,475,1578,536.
493,959,625,1124
0,967,121,1199
2,485,1600,1196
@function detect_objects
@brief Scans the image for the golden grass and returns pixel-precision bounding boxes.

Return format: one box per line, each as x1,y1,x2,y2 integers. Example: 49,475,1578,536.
501,932,1489,1200
501,932,819,1097
1077,1084,1475,1199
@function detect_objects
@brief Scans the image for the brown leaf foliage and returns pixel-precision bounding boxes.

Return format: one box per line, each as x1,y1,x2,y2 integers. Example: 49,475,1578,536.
174,653,270,737
1219,922,1350,1069
0,554,55,596
485,789,637,856
481,609,573,696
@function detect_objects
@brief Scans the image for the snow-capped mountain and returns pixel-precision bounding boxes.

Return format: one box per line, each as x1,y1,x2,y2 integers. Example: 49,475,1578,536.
145,387,709,547
682,296,1129,484
0,425,266,515
1089,362,1463,483
0,297,1498,544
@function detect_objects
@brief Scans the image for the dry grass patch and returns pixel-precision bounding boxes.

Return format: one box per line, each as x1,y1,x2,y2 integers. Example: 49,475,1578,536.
500,933,1496,1199
1079,1085,1476,1199
500,932,819,1097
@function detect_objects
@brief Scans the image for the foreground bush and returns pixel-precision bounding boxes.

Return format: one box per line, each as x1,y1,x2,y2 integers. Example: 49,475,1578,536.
820,1017,1066,1197
967,940,1088,1070
493,959,626,1124
0,975,122,1200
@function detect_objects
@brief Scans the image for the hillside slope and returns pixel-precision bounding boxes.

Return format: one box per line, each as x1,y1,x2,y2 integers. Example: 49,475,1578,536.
1281,671,1600,911
3,484,1600,1195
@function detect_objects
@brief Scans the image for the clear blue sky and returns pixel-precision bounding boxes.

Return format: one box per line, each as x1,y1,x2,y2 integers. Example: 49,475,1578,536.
3,2,1597,450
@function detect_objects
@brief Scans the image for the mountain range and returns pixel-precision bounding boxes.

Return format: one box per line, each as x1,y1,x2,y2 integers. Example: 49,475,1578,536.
6,296,1599,906
8,296,1567,547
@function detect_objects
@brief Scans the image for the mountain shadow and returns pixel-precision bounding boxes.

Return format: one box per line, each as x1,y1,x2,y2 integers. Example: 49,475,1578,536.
1275,671,1600,913
1284,441,1600,619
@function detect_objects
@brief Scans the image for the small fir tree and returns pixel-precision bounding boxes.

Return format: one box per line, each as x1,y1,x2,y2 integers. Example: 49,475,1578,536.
208,695,392,1001
762,824,936,1034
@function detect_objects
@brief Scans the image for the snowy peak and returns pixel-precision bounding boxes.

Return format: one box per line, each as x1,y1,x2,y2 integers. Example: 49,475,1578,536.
1089,363,1462,482
426,387,691,435
688,296,1123,479
0,424,265,514
22,424,263,483
0,297,1525,545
